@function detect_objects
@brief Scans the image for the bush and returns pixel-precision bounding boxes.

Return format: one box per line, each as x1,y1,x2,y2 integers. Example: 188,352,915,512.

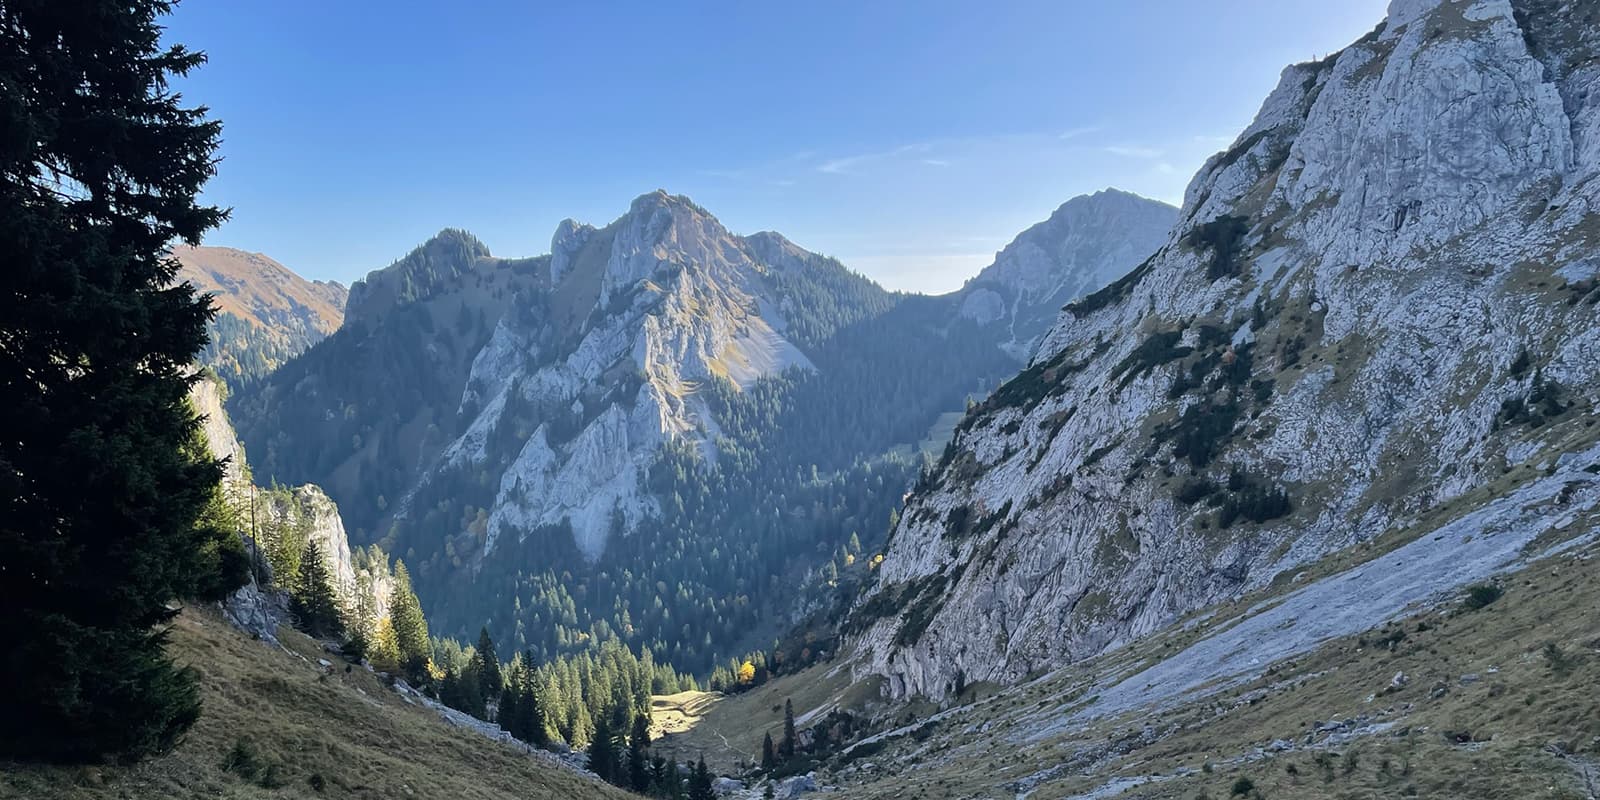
1230,776,1256,796
1461,584,1503,611
1176,477,1219,505
1187,216,1250,281
221,737,264,777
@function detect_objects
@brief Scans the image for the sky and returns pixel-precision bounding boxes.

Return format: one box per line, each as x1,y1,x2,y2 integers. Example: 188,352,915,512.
165,0,1389,294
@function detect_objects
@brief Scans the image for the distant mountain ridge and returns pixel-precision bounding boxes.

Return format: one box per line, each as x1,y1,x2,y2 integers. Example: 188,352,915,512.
959,188,1176,357
228,187,1174,672
175,245,348,388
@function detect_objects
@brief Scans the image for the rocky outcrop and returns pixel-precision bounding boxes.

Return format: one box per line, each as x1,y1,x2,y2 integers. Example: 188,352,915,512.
958,189,1176,357
855,0,1600,700
428,191,820,558
190,375,392,634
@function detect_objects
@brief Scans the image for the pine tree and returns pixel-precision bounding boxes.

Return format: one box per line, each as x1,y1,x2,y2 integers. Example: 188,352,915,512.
648,755,674,797
588,713,618,784
500,661,523,737
518,672,548,747
761,731,776,770
689,757,716,800
387,561,431,683
473,626,502,701
779,698,797,760
371,616,401,673
0,0,242,763
290,541,343,638
627,709,651,792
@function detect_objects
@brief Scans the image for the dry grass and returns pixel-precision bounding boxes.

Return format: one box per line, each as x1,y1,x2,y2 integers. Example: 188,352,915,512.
651,662,874,773
0,606,631,800
820,539,1600,799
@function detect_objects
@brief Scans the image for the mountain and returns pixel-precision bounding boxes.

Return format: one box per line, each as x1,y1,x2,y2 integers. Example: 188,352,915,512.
957,188,1177,357
174,245,348,389
228,188,1171,672
850,0,1600,705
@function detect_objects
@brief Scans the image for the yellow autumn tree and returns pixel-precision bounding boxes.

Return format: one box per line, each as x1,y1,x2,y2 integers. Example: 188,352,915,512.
737,661,756,684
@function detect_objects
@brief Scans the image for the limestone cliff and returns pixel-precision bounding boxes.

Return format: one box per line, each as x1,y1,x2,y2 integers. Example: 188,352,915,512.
854,0,1600,699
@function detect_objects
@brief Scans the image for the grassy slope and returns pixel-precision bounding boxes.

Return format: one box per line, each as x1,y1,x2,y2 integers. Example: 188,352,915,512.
660,536,1600,799
173,245,346,335
650,663,880,772
0,607,631,800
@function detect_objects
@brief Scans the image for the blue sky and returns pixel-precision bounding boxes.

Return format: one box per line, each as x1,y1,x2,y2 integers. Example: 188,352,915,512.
166,0,1388,293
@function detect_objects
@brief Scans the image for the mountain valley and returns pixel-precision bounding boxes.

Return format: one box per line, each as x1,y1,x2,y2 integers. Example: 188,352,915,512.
224,188,1176,673
8,0,1600,797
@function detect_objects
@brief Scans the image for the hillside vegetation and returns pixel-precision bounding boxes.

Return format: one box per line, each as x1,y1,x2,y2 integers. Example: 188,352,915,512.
0,606,631,800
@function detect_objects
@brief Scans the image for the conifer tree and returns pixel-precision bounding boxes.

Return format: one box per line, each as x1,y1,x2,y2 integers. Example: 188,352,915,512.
780,699,797,760
648,755,674,797
387,561,431,683
627,709,652,792
761,731,776,770
0,0,242,763
371,617,401,673
473,626,502,700
518,672,548,747
587,713,618,784
290,541,343,638
500,661,523,736
689,757,716,800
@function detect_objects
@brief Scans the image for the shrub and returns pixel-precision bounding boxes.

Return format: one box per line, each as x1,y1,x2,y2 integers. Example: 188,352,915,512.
1187,216,1251,281
1230,776,1256,796
1113,330,1193,389
1176,477,1219,505
222,736,284,787
1461,584,1503,611
1542,642,1574,676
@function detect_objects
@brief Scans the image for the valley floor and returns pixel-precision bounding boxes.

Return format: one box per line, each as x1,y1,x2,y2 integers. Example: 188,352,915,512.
663,519,1600,799
0,606,630,800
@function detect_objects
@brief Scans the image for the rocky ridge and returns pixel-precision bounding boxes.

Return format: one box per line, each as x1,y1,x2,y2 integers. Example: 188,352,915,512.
958,188,1176,358
416,191,827,557
854,0,1600,700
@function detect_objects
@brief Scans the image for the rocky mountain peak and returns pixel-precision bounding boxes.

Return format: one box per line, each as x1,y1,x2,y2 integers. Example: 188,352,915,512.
854,0,1600,701
958,187,1176,358
430,192,820,559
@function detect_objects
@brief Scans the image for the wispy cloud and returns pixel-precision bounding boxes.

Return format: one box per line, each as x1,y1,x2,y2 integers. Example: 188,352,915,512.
1058,125,1101,140
816,142,933,175
1103,145,1165,159
818,154,872,174
922,158,950,167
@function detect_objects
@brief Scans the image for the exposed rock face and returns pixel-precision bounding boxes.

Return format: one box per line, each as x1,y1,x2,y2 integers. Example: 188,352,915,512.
854,0,1600,700
190,374,391,630
191,372,248,489
428,191,820,558
958,189,1176,357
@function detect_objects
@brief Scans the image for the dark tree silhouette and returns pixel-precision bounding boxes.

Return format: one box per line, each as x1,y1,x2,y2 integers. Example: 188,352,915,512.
0,0,243,762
